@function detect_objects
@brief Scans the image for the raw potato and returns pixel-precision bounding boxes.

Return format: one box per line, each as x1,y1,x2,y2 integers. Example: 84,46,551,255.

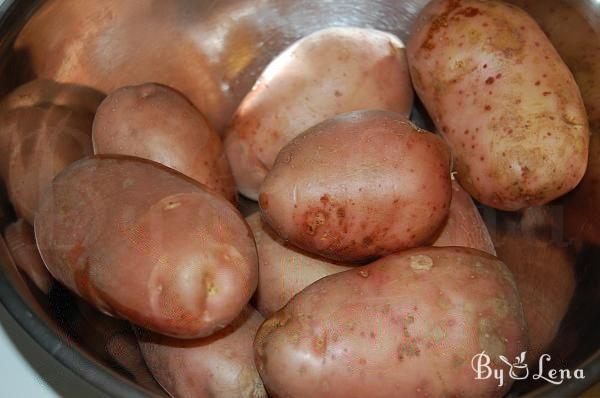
0,79,104,115
93,83,235,202
407,0,589,211
225,27,414,200
255,247,528,398
1,105,94,224
3,219,53,294
259,110,451,262
137,306,267,398
246,213,352,317
431,180,496,255
35,156,258,338
491,207,575,362
13,0,236,131
511,0,600,245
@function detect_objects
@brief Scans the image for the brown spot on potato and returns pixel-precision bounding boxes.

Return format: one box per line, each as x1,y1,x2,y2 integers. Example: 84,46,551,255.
485,77,495,85
304,209,327,236
259,192,269,209
320,194,330,205
484,105,491,111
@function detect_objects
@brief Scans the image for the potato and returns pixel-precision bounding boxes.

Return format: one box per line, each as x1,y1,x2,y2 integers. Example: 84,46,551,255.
92,83,235,202
225,27,413,199
3,219,53,294
255,247,527,398
259,110,452,262
407,0,589,211
246,212,352,317
137,306,267,398
0,79,104,115
511,0,600,245
1,104,94,223
491,207,575,362
35,155,257,338
431,180,496,255
13,0,239,132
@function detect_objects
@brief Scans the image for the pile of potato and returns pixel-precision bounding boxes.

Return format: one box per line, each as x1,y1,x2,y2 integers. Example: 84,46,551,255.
0,0,593,397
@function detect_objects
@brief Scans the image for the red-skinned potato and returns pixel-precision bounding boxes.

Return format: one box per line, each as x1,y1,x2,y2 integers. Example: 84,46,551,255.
13,0,236,131
255,247,528,398
2,105,94,223
510,0,600,245
92,83,235,202
0,80,103,223
259,110,452,263
407,0,589,211
3,219,53,294
35,155,258,338
491,207,575,362
225,27,413,200
431,180,496,255
137,306,267,398
246,212,352,318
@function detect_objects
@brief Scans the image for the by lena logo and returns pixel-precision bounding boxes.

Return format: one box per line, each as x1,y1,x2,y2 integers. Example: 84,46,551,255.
471,351,585,387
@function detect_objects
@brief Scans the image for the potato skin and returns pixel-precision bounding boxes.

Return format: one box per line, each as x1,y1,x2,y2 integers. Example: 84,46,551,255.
3,219,53,294
407,0,589,211
13,0,233,131
92,83,235,202
431,180,496,255
255,247,527,398
491,207,575,362
34,155,258,338
225,27,413,200
0,80,103,223
137,306,267,398
246,213,352,317
259,110,452,262
1,105,94,224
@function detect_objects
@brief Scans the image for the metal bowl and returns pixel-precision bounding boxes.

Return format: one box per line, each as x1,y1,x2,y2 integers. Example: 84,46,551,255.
0,0,598,396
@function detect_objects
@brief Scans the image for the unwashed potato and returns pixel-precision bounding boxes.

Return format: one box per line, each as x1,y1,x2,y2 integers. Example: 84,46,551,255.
431,180,496,255
259,110,451,262
407,0,589,211
255,247,528,398
35,155,258,338
510,0,600,245
491,206,575,362
246,212,352,318
3,219,53,294
137,306,267,398
225,27,414,200
92,83,235,202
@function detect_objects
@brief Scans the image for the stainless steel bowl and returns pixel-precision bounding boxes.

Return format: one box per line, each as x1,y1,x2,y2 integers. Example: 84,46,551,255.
0,0,598,396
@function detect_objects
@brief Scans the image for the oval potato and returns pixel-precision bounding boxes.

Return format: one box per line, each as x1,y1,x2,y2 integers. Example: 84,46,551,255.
137,306,267,398
225,27,413,199
259,110,451,262
3,104,94,223
92,83,235,202
255,247,527,398
407,0,589,210
35,155,257,338
246,212,352,317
